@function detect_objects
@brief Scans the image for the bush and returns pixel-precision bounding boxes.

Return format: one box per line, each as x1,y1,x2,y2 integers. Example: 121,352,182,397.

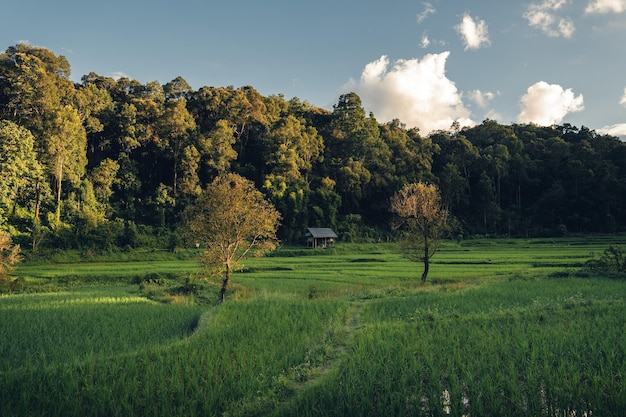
0,277,25,294
0,231,21,280
585,245,626,277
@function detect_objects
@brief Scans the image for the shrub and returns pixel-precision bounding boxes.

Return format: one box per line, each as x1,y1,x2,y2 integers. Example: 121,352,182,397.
0,231,21,280
585,245,626,277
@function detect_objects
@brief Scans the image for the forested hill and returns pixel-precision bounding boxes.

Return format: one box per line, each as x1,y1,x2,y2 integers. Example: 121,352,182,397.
1,44,625,250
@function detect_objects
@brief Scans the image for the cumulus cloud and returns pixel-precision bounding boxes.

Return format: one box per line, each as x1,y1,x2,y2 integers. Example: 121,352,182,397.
468,90,497,108
343,53,474,134
455,13,491,50
524,0,576,38
467,90,501,123
577,86,626,140
557,19,576,37
110,71,130,80
585,0,626,14
484,109,503,122
517,81,584,125
420,33,431,48
417,2,436,23
598,123,626,140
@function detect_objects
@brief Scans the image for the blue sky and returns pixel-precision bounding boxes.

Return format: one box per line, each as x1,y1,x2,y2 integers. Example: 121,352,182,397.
2,0,626,137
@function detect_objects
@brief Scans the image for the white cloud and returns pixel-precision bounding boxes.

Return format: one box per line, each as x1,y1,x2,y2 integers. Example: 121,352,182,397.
592,87,626,140
598,123,626,140
484,110,503,122
419,31,446,48
524,0,576,38
557,18,576,37
417,2,436,23
468,90,501,123
468,89,496,108
585,0,626,14
455,13,491,50
517,81,584,125
343,53,474,134
110,71,130,80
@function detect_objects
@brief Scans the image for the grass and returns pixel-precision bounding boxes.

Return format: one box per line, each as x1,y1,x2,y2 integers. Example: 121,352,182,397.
13,259,202,283
0,287,204,374
1,236,625,416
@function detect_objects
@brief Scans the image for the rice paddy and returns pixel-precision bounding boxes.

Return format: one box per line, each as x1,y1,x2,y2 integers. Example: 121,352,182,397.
1,236,625,416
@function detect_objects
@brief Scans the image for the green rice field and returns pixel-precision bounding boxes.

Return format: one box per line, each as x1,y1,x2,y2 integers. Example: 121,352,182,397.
1,236,625,416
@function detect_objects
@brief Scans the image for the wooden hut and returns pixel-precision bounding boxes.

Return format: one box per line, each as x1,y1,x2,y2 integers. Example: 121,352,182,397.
305,227,338,248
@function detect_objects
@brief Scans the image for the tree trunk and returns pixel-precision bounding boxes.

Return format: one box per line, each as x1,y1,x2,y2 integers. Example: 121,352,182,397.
421,252,429,283
55,179,62,225
220,263,231,302
421,236,429,283
34,180,41,221
55,160,64,225
173,157,178,205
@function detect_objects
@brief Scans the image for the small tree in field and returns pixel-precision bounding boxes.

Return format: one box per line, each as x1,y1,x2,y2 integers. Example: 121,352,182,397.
391,182,451,283
0,231,21,281
182,173,281,302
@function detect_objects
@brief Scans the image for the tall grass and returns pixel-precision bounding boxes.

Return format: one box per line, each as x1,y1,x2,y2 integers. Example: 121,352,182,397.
1,236,625,416
274,281,626,416
0,287,204,374
0,293,348,416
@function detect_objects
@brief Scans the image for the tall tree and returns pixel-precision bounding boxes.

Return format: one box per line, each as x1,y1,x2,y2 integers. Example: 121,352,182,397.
380,120,434,185
0,45,87,228
309,177,341,231
111,153,141,222
125,80,165,192
0,120,44,225
158,97,196,201
0,44,74,137
182,173,280,301
74,81,112,136
265,114,323,184
163,76,192,101
327,92,388,214
178,145,202,202
391,182,451,283
199,119,237,175
45,105,87,225
88,158,120,217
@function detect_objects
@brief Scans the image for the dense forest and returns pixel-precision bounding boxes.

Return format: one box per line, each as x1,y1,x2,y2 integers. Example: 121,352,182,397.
1,44,625,252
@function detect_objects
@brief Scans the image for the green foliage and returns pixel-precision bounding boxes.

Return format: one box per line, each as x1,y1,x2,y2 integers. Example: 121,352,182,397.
2,43,626,245
182,173,281,301
0,288,203,373
0,231,20,280
585,245,626,276
0,120,43,227
1,238,626,416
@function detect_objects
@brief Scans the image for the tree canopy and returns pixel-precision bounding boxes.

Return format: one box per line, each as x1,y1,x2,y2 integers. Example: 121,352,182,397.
1,44,625,253
182,173,280,301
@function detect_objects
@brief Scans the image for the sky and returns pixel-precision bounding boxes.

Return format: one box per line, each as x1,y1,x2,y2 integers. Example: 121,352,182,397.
2,0,626,138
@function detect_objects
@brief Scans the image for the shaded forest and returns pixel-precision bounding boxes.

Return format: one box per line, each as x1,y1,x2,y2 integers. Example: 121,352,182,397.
1,44,625,251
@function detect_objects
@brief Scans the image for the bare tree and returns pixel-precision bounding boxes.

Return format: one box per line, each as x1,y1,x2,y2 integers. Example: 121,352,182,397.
391,182,452,283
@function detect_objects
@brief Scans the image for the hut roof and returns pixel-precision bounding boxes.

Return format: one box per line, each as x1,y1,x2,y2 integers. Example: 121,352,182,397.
305,227,338,239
